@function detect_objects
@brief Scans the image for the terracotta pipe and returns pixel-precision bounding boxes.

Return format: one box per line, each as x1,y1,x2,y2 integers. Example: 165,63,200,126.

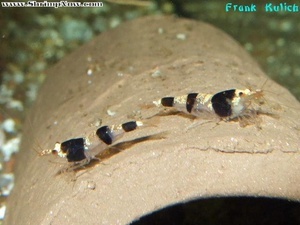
5,16,300,225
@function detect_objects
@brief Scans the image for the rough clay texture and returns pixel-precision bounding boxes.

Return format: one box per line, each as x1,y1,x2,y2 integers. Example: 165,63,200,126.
5,16,300,225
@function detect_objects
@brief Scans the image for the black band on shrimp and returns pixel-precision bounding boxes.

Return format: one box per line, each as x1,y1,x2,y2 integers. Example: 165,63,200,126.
211,89,235,117
96,126,113,145
60,138,86,162
186,93,198,113
161,97,174,107
122,121,138,132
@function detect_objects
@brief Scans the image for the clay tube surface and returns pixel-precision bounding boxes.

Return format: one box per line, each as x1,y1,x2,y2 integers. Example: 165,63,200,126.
5,16,300,225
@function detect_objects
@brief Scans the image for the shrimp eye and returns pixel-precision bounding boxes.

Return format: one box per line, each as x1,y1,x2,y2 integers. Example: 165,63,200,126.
52,150,58,155
239,92,243,96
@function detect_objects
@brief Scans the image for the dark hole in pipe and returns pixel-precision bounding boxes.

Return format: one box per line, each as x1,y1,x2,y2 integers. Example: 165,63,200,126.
130,196,300,225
